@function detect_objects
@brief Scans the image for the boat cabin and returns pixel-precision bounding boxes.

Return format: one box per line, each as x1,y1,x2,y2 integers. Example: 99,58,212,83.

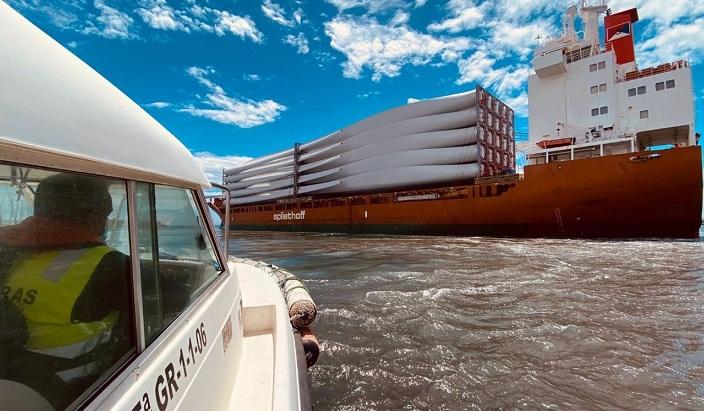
0,3,310,410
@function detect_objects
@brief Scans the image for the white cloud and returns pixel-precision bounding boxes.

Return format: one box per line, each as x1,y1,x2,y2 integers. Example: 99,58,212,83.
312,50,336,68
135,0,213,33
503,92,528,117
143,101,172,109
293,8,304,25
213,11,263,42
82,0,135,39
10,0,138,40
456,50,531,95
493,0,563,24
192,151,253,183
325,0,408,12
357,90,380,99
244,74,261,81
261,0,296,27
134,1,262,42
137,0,185,31
389,10,409,26
283,33,310,54
456,49,531,117
609,0,704,27
181,66,287,128
428,0,486,33
324,15,471,81
488,19,554,59
637,17,704,66
7,0,80,30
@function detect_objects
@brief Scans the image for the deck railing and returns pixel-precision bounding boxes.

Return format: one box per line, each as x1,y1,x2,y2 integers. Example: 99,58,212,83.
621,60,689,82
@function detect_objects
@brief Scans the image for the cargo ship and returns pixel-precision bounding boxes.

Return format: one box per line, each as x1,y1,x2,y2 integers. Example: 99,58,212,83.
216,1,702,238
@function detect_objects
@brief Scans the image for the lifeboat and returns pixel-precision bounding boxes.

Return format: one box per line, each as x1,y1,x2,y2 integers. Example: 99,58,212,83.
535,137,576,149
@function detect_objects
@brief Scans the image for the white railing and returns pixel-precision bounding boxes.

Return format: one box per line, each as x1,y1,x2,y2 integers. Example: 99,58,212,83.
521,134,637,164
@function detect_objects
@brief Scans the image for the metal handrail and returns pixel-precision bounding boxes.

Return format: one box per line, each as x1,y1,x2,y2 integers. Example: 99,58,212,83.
209,182,230,261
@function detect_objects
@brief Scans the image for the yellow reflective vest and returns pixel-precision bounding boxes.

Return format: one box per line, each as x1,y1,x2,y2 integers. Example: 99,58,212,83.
3,246,118,359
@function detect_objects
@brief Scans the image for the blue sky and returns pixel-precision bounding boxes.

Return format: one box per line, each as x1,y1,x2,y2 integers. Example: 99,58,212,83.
8,0,704,181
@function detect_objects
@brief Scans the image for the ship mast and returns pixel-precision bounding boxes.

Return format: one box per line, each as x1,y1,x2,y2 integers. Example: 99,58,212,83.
561,4,578,42
580,0,608,55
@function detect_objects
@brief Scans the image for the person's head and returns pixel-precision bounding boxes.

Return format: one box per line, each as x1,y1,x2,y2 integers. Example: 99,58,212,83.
34,173,113,236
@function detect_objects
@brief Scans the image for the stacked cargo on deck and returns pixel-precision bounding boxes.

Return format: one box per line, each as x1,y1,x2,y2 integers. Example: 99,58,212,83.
223,86,515,205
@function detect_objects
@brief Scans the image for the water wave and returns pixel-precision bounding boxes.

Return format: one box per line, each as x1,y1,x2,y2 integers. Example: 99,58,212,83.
229,231,704,410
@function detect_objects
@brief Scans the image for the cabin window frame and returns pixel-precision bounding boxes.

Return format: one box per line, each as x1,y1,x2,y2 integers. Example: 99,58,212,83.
83,181,231,408
0,161,140,409
128,182,228,348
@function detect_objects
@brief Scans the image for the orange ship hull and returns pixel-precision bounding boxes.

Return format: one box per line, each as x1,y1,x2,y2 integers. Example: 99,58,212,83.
227,146,703,238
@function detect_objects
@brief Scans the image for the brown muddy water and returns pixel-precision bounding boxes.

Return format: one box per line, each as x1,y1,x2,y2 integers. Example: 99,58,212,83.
227,229,704,410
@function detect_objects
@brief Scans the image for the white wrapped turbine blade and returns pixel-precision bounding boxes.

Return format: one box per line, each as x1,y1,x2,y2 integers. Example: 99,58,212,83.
303,146,479,184
318,164,480,194
302,128,478,173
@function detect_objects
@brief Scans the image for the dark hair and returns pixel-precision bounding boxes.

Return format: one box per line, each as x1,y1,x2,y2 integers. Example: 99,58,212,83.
34,173,112,223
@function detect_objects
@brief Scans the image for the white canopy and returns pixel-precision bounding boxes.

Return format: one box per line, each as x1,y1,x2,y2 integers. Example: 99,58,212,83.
0,2,210,187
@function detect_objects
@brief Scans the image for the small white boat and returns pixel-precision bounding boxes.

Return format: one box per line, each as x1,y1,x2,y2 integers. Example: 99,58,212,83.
0,2,317,410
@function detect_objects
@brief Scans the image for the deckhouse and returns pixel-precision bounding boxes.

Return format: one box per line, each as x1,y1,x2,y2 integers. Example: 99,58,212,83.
526,0,696,163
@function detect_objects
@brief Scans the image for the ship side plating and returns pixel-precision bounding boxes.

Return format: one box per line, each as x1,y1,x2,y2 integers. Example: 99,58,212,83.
226,146,702,238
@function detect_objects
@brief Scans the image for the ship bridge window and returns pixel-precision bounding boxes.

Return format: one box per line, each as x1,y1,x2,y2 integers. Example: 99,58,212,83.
135,184,224,344
598,61,606,70
590,85,598,94
656,81,665,91
666,79,675,89
599,83,607,92
600,106,608,115
0,163,136,410
591,107,599,116
589,63,597,72
640,110,649,119
637,86,646,95
628,88,636,97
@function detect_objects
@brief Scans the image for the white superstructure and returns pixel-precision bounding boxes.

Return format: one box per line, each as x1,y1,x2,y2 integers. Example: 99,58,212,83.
525,1,696,164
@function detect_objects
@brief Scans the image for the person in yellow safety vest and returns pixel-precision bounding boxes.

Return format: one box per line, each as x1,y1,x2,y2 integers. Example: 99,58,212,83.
0,173,133,410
